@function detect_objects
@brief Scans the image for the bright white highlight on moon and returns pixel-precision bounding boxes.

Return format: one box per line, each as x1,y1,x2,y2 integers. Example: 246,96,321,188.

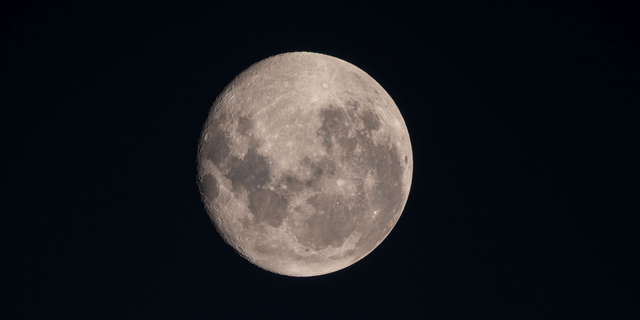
197,52,412,277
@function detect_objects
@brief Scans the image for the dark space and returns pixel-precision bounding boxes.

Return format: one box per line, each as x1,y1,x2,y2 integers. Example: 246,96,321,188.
3,1,638,319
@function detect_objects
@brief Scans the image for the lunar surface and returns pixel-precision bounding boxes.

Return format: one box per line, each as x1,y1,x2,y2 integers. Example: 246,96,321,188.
197,52,412,277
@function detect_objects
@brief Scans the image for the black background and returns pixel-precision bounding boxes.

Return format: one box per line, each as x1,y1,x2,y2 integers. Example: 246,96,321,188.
3,1,639,319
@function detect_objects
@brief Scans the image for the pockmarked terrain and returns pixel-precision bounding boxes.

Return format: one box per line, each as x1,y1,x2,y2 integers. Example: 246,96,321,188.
197,52,412,277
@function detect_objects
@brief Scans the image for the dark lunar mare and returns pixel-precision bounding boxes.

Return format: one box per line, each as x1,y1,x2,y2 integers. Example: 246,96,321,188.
273,101,405,255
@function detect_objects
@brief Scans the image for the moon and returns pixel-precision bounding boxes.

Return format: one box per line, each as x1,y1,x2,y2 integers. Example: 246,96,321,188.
197,52,412,277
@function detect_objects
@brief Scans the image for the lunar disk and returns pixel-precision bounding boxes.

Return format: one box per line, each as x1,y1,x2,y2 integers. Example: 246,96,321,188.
197,52,412,277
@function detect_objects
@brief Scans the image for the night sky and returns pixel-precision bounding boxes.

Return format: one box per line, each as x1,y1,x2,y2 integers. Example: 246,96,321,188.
3,1,639,319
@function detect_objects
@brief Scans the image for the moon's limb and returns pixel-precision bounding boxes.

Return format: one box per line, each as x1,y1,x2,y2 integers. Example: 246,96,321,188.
197,52,412,277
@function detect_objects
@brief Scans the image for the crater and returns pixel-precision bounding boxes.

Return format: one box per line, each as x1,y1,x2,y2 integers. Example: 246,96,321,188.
202,114,231,167
199,174,219,202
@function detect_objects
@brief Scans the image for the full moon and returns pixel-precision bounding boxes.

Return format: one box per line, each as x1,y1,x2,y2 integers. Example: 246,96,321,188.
197,52,412,277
